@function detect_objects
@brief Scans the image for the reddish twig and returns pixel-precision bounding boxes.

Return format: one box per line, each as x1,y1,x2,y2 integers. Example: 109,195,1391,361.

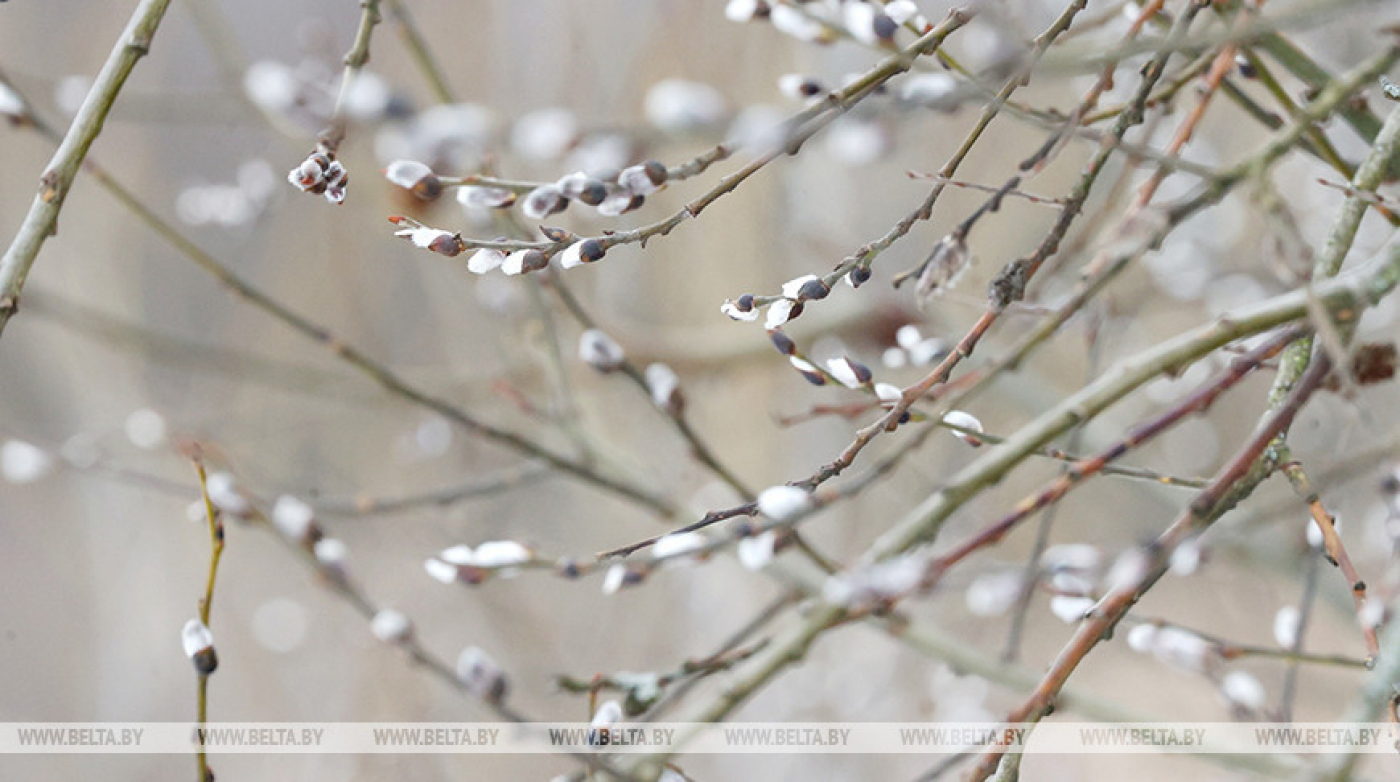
965,351,1333,781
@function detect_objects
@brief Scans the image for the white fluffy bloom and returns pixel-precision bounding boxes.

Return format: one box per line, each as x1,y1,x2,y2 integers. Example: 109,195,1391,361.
942,410,984,446
1306,515,1338,549
874,382,903,403
205,471,250,516
1126,623,1157,653
765,298,796,330
777,73,823,101
579,329,625,371
618,162,667,196
469,541,533,569
652,532,708,561
314,538,348,568
644,79,727,134
1049,595,1094,624
520,184,566,219
1273,606,1300,648
457,186,515,209
1220,670,1267,710
724,0,766,22
757,485,812,521
343,71,390,121
1168,539,1201,575
0,80,25,118
721,299,760,322
510,107,578,160
557,239,597,270
1051,570,1094,596
456,646,506,701
439,544,475,566
424,557,459,584
825,357,868,389
1360,600,1386,630
738,531,778,570
181,618,214,658
243,61,298,113
396,225,455,249
1105,549,1151,592
601,563,629,595
124,408,168,450
385,159,434,189
842,1,882,45
824,553,928,607
591,700,624,729
1151,627,1211,672
900,72,958,108
370,609,413,644
770,4,828,42
382,159,441,202
781,275,821,300
501,249,528,276
467,248,506,274
964,571,1022,617
2,440,53,484
896,324,923,350
271,495,316,541
645,363,682,412
789,355,820,375
907,337,947,367
884,0,920,24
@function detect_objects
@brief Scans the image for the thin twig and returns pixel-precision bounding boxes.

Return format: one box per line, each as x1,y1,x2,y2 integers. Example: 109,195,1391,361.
1279,550,1322,721
381,0,455,104
7,105,678,518
191,457,225,782
967,353,1335,782
319,0,384,153
0,0,173,339
1280,460,1381,660
921,326,1301,584
620,241,1400,777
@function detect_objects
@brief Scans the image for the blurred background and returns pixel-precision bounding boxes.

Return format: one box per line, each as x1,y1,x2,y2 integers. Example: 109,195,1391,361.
2,0,1400,779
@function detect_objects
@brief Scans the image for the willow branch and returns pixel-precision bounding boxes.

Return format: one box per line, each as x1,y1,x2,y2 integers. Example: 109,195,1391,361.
969,353,1336,782
0,0,173,339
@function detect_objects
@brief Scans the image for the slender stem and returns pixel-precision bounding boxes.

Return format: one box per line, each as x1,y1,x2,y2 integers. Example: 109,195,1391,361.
969,354,1336,781
9,106,677,517
319,0,384,152
0,0,173,339
942,45,1400,427
922,327,1301,582
426,9,972,258
1279,551,1321,720
382,0,455,104
1003,318,1104,663
1280,459,1380,660
192,459,224,782
1304,598,1400,782
789,2,1201,495
313,462,552,516
621,240,1400,777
